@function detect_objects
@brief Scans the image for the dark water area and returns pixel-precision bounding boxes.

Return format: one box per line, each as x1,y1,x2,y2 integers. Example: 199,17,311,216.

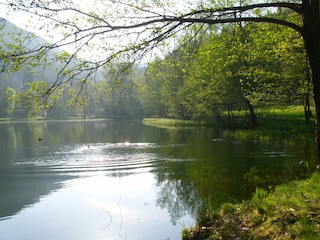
0,119,315,239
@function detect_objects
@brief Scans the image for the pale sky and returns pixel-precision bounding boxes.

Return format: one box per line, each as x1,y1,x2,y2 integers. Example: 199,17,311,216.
0,0,203,61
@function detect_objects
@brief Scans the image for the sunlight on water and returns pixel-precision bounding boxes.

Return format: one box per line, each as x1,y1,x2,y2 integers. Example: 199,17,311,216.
15,142,162,176
0,173,192,240
1,141,194,240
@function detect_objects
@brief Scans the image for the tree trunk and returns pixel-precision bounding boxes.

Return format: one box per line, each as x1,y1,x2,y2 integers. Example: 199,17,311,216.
310,61,320,167
247,100,258,128
304,95,311,124
304,51,312,124
302,0,320,166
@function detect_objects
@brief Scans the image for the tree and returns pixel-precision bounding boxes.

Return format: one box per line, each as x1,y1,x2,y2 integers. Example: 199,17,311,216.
1,0,320,163
100,62,142,118
182,27,245,122
146,50,193,119
236,20,308,124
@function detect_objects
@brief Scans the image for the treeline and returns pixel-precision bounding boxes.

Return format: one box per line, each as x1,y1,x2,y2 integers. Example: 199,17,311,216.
141,10,309,127
1,10,310,124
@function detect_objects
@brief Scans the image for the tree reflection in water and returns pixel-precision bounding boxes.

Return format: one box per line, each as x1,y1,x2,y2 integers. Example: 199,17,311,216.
155,177,201,225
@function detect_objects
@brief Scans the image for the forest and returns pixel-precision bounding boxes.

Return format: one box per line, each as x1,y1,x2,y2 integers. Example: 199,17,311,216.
1,9,310,129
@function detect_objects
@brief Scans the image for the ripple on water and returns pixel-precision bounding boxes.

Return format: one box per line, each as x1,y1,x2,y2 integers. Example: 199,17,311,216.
15,142,161,176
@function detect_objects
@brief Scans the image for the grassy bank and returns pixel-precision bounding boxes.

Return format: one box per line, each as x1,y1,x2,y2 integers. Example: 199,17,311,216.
142,118,211,128
143,106,315,139
182,173,320,240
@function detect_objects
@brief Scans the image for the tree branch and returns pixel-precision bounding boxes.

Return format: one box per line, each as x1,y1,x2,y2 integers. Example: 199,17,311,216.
169,16,303,34
1,0,304,99
186,2,303,16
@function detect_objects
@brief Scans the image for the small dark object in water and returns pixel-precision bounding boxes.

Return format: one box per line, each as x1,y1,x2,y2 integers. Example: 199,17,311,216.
38,138,43,141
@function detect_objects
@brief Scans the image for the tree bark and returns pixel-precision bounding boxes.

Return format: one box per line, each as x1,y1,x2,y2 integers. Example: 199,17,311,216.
302,0,320,166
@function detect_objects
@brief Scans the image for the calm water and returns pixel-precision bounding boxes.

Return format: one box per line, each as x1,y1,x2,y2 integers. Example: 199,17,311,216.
0,120,315,240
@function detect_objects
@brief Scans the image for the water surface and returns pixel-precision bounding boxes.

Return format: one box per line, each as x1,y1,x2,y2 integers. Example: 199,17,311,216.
0,120,314,239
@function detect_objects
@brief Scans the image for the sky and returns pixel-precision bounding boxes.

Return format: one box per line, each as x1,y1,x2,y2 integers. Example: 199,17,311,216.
0,0,199,37
0,0,202,62
0,1,56,41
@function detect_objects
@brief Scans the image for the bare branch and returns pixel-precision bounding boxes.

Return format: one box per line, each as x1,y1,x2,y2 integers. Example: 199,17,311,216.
185,2,303,16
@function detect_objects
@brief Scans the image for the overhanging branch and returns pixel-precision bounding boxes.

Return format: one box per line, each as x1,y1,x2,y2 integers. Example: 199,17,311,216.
169,16,303,34
186,2,303,16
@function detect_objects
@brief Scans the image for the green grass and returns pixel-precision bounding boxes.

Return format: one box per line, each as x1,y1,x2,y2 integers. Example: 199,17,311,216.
142,118,210,128
183,173,320,240
143,106,315,140
255,105,308,118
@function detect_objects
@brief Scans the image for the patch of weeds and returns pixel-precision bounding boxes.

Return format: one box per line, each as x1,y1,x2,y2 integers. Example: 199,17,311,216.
196,200,220,227
251,188,273,216
181,227,192,240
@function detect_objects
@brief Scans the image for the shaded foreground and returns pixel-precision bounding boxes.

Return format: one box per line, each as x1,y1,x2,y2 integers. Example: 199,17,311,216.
182,173,320,240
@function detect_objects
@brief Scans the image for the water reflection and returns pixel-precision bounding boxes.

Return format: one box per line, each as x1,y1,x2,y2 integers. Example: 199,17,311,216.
0,166,72,219
0,120,316,239
156,178,200,225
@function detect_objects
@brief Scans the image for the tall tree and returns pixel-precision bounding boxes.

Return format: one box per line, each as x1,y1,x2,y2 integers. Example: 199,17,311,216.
182,27,245,121
1,0,320,163
101,62,136,118
146,49,192,119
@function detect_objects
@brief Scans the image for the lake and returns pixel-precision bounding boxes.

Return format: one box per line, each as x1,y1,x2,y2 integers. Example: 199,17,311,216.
0,119,315,240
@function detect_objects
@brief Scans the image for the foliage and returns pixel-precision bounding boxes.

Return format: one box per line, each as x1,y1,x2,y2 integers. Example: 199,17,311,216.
6,81,57,117
238,17,307,107
181,26,244,119
142,10,307,124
